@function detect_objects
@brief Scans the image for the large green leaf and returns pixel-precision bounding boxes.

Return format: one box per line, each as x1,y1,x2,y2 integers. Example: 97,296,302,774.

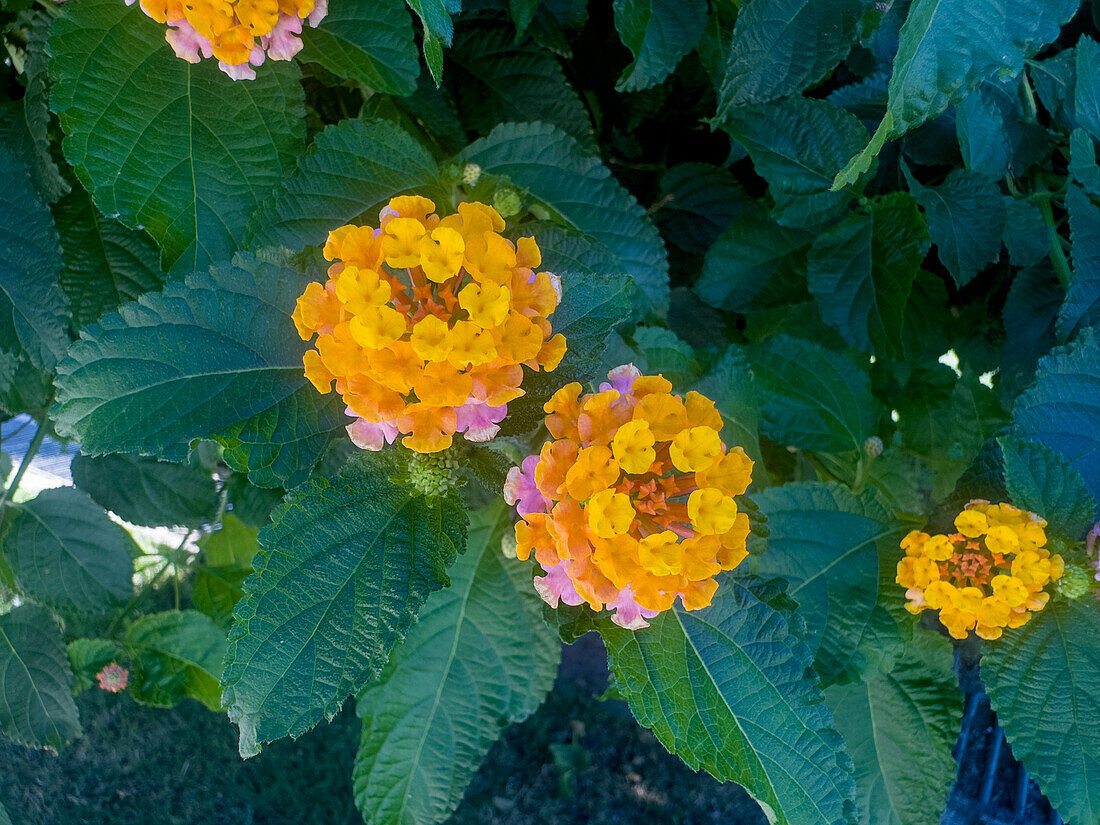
353,503,560,825
125,610,227,711
808,193,930,357
717,0,862,112
1074,36,1100,143
599,577,857,825
654,163,748,254
752,482,903,684
52,251,328,463
999,435,1097,539
826,633,961,825
54,186,164,330
1058,185,1100,340
1,487,135,613
250,118,445,251
612,0,707,92
71,452,218,528
0,605,81,748
983,597,1100,825
299,0,419,94
221,452,468,756
458,122,669,311
48,0,306,273
0,145,70,370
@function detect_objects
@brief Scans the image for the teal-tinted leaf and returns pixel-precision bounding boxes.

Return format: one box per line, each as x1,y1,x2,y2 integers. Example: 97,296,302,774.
1002,197,1050,269
983,598,1100,825
1058,186,1100,340
1069,128,1100,196
250,118,445,251
599,576,857,825
630,327,700,385
867,449,934,517
695,204,811,312
1033,48,1077,128
221,452,468,756
2,487,135,613
71,452,217,528
808,192,930,357
654,163,748,254
999,435,1097,539
48,0,306,273
52,251,318,459
718,0,862,112
906,168,1005,288
1075,36,1100,143
224,474,285,529
193,565,251,629
0,605,81,748
955,80,1048,180
830,114,892,192
750,335,881,454
549,272,633,360
459,122,669,310
693,346,766,479
725,97,866,227
449,26,593,147
299,0,419,94
826,633,961,825
0,799,8,825
126,610,227,711
67,638,123,694
406,0,454,46
1001,264,1062,399
353,503,560,825
0,145,70,370
752,482,903,683
510,0,540,36
1012,330,1100,501
612,0,707,92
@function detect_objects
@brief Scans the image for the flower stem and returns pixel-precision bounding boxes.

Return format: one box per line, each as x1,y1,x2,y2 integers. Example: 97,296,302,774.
0,418,47,510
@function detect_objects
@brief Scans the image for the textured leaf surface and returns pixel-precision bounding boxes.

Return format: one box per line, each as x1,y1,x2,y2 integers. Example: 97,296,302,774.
71,452,217,528
459,122,669,310
48,0,306,273
2,487,134,613
612,0,707,92
221,453,468,756
353,503,560,825
984,598,1100,825
654,163,748,254
1058,185,1100,340
126,610,227,711
0,605,81,748
600,577,857,825
999,435,1097,539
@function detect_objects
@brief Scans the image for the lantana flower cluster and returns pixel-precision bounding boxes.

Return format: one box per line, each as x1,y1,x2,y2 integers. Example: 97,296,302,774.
128,0,327,80
504,365,754,630
293,196,566,454
897,501,1065,640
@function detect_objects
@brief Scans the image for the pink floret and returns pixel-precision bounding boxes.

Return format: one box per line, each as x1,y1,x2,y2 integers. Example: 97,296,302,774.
607,587,660,630
307,0,328,28
346,412,400,451
164,19,212,63
455,398,508,443
504,454,550,517
600,363,641,395
533,561,585,608
262,13,304,61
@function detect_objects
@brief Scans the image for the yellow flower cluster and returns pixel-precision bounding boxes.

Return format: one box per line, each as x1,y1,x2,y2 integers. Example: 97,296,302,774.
504,365,754,630
128,0,326,79
897,501,1065,640
293,196,566,454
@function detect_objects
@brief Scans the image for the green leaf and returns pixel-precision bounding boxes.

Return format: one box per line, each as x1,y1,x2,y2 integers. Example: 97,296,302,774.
405,0,454,47
0,145,70,370
830,114,892,192
599,576,857,825
983,597,1100,825
71,453,217,528
630,326,701,385
694,347,766,483
654,163,748,254
1002,197,1050,269
906,168,1005,288
299,0,419,94
826,633,962,825
193,566,251,629
724,97,866,228
1,487,135,613
458,122,669,311
0,605,81,748
48,0,306,273
52,251,323,460
449,26,593,147
612,0,707,92
749,335,881,455
695,203,811,312
717,0,862,112
200,513,260,569
999,435,1097,539
752,482,903,684
250,118,445,251
67,638,123,694
221,452,468,756
353,503,560,825
1069,128,1100,196
1058,185,1100,340
1074,36,1100,143
510,0,541,36
808,192,930,357
54,186,165,331
125,610,227,711
1012,330,1100,502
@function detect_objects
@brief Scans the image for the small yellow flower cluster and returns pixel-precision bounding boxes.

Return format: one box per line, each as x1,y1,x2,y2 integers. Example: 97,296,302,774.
128,0,326,79
897,501,1065,640
504,365,753,629
293,196,566,454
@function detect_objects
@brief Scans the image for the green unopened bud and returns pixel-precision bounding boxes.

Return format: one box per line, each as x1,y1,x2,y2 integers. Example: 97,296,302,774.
492,186,522,218
442,161,462,181
407,451,460,498
462,163,482,186
500,531,518,559
528,203,551,221
1055,564,1093,600
864,436,883,458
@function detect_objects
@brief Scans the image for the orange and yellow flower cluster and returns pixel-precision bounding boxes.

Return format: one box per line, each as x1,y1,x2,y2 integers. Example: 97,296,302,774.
897,501,1065,640
293,196,566,454
504,365,753,630
127,0,327,79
